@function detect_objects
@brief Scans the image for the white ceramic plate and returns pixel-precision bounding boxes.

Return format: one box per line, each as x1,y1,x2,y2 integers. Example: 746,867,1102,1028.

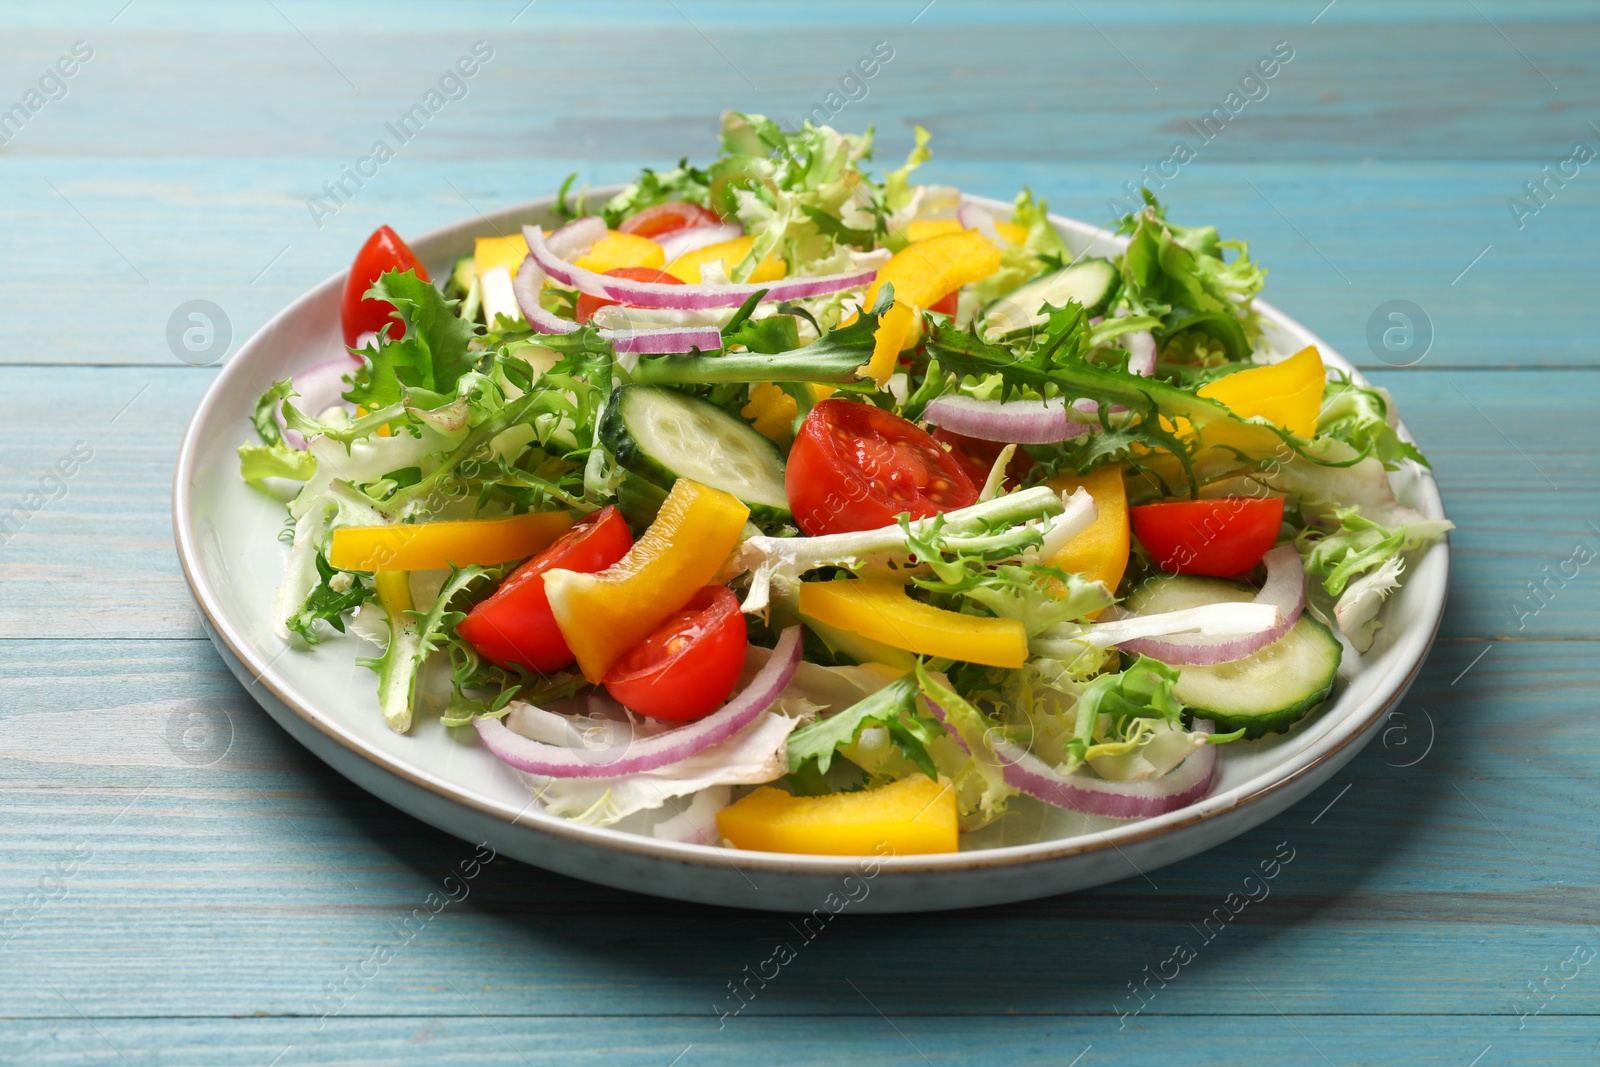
173,192,1449,912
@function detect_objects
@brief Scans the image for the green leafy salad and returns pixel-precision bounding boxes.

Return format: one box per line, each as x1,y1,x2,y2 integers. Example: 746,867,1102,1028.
239,112,1451,852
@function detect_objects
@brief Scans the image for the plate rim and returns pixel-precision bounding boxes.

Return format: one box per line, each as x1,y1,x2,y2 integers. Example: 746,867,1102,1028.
172,190,1451,879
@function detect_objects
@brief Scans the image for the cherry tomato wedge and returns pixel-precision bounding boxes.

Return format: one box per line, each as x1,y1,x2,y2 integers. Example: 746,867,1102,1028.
787,399,978,536
574,266,685,325
617,201,721,239
928,290,959,317
1129,497,1285,577
341,225,430,349
602,586,748,721
456,506,633,674
930,426,1035,490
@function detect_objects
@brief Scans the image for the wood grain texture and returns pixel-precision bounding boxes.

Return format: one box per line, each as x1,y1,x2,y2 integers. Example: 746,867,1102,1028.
1,1,1597,1063
5,1015,1594,1067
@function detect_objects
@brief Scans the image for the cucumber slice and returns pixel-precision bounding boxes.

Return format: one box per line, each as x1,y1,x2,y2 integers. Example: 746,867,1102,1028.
1124,575,1341,740
600,384,790,519
982,258,1121,337
614,470,669,533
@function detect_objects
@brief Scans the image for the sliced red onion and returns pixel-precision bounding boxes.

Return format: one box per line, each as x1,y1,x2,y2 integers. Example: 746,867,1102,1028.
603,323,723,355
1110,545,1305,666
474,627,801,778
512,255,723,354
545,215,608,261
590,304,735,330
992,720,1216,819
957,202,1003,244
524,224,876,310
922,395,1063,444
1127,330,1156,377
276,357,354,449
656,221,743,265
512,255,580,336
928,700,1217,820
922,395,1096,444
1071,397,1130,419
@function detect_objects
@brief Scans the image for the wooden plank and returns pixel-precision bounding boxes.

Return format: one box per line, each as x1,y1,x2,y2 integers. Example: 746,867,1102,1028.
0,4,1593,369
0,637,1593,1021
0,364,1589,640
0,7,1591,162
0,1014,1592,1067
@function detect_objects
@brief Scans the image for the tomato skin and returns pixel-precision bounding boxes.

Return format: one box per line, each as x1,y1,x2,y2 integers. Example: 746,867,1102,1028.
1129,497,1285,577
617,201,722,239
574,266,685,325
602,586,748,721
930,427,1035,489
456,507,634,674
787,399,979,537
928,290,959,317
341,225,429,350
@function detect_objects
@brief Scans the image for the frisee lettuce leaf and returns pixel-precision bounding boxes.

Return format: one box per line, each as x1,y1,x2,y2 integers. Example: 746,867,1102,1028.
1318,372,1429,470
358,565,497,734
343,269,478,410
786,675,940,778
286,555,371,644
1116,190,1266,347
239,442,317,482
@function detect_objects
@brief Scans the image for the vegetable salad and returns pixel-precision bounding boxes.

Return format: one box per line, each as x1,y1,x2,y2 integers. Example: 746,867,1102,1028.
242,112,1451,854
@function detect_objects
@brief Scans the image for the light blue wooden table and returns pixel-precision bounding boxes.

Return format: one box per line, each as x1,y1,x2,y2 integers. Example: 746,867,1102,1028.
2,2,1597,1063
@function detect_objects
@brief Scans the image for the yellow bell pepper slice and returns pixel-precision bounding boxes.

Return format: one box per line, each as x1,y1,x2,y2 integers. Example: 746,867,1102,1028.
860,300,917,388
993,219,1029,245
716,774,957,855
740,382,797,442
1197,345,1326,440
544,479,750,682
663,235,786,284
798,579,1027,669
474,234,530,279
864,229,1002,311
903,218,962,242
1046,465,1130,602
328,512,574,573
574,231,665,274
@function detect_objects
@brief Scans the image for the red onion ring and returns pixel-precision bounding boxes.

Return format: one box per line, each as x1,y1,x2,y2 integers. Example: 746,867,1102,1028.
474,627,802,778
546,215,608,260
991,719,1216,819
524,224,876,310
957,202,1003,243
1109,545,1306,666
922,395,1096,444
1072,397,1129,418
512,255,580,336
602,322,724,355
276,357,354,449
928,701,1217,819
1127,330,1156,377
656,221,744,265
511,255,723,354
